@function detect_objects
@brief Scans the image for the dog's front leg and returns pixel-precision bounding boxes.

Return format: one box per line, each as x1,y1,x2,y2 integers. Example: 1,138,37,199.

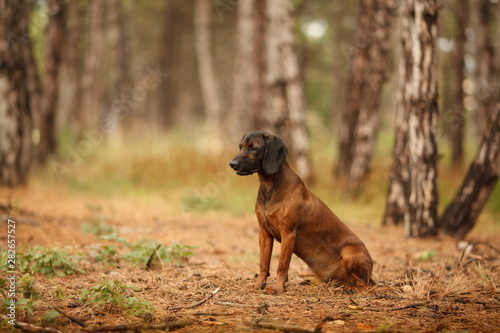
256,226,273,289
274,230,296,294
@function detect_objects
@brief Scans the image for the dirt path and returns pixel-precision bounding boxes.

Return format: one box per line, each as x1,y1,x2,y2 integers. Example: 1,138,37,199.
1,186,499,332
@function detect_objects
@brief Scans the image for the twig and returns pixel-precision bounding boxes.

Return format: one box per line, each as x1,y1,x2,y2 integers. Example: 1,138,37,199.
170,287,220,310
191,311,235,316
447,298,487,306
1,314,62,333
213,299,260,308
50,306,88,328
199,320,226,326
214,299,271,314
82,318,193,332
460,241,500,263
363,302,426,311
319,312,350,322
146,244,162,269
246,319,316,333
373,294,405,300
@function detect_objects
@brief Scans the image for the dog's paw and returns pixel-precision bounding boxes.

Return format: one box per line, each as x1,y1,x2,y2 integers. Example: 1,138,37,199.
254,280,266,290
264,288,279,295
342,287,356,294
343,284,369,293
264,286,285,295
253,283,266,290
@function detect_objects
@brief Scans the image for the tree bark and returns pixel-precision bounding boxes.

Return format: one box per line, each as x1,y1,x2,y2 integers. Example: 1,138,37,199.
440,101,500,239
0,0,35,186
59,0,82,132
336,0,395,192
158,0,181,128
228,0,257,140
383,0,439,238
194,0,223,138
475,0,496,134
106,0,130,132
81,0,104,129
450,0,467,165
38,0,66,162
254,0,267,131
265,0,312,181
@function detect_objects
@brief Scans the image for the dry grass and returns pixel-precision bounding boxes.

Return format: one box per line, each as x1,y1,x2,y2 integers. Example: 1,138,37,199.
393,269,480,301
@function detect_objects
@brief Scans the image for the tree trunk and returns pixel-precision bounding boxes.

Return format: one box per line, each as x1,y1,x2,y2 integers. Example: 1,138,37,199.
106,0,131,132
383,0,439,238
265,0,312,181
194,0,222,139
475,0,496,134
450,0,467,165
228,0,256,140
159,0,181,128
81,0,104,129
59,0,82,132
440,101,500,239
0,0,35,186
336,0,395,192
254,0,267,131
38,0,66,162
382,49,409,226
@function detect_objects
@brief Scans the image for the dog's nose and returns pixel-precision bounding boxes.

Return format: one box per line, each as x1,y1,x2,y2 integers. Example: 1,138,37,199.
229,160,239,169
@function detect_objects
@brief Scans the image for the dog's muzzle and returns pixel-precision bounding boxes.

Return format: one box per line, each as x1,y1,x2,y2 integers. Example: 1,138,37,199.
229,160,259,176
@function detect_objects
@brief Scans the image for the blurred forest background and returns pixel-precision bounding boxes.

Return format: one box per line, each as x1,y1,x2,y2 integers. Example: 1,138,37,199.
1,0,500,239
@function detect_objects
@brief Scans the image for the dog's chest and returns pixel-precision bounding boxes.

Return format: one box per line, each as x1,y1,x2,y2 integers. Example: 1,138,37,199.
258,206,282,242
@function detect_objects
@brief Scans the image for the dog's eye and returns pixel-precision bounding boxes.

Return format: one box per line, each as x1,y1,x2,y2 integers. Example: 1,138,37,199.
249,146,257,152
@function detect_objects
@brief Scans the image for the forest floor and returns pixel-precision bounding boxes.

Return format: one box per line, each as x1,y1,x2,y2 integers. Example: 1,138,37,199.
1,184,499,333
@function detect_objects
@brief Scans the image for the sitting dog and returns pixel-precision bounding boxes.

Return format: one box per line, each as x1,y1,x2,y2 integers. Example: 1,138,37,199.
229,131,375,293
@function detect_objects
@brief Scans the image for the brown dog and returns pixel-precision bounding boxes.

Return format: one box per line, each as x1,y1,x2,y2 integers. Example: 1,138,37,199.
229,131,375,293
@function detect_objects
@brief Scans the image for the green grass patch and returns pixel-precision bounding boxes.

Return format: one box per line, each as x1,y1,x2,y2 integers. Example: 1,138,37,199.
80,222,197,268
79,277,153,317
1,246,83,278
121,239,196,268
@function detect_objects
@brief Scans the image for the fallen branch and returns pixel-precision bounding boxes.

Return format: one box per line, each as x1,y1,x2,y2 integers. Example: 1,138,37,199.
1,315,62,333
51,306,87,328
246,319,317,333
82,318,193,332
170,287,220,310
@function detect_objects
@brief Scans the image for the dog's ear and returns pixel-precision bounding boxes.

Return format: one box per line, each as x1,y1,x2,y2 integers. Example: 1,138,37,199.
262,134,288,175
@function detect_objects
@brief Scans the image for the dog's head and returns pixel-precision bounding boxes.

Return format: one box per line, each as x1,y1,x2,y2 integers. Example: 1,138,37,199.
229,131,288,176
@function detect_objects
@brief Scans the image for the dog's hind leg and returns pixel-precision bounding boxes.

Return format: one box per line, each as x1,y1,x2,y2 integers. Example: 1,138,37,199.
339,245,374,290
